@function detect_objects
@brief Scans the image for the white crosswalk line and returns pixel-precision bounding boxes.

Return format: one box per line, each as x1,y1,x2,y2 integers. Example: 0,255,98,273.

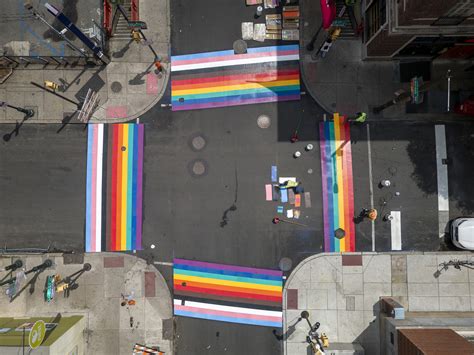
390,211,402,250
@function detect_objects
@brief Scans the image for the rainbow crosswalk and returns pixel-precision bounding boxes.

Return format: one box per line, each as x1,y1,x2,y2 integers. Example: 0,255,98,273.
171,45,301,111
319,114,355,252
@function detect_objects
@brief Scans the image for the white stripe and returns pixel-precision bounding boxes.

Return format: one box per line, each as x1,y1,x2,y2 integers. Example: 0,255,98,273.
95,124,104,252
173,299,282,317
171,54,300,72
367,124,375,251
390,211,402,250
435,125,449,211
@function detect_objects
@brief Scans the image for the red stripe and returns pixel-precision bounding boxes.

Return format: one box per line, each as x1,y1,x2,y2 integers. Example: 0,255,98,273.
172,73,300,91
172,49,298,66
172,69,299,87
175,304,281,322
174,284,282,303
110,125,118,251
344,119,355,251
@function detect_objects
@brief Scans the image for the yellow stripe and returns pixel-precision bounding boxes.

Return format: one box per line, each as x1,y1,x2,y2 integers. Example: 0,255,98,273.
172,79,300,96
121,124,129,251
334,113,345,251
174,274,282,292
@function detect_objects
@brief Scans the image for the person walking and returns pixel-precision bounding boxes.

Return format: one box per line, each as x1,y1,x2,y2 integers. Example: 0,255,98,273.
354,112,367,124
275,180,300,190
361,208,377,221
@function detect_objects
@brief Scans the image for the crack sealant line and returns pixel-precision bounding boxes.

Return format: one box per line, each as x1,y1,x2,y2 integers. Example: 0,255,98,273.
435,125,449,238
367,124,375,251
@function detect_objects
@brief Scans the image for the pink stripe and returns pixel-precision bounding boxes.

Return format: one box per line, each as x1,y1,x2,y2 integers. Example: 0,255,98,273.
265,184,272,201
172,94,300,111
172,49,299,66
90,125,98,251
175,304,282,322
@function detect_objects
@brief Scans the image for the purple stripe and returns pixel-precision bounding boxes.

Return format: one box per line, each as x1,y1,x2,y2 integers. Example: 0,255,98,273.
171,95,300,111
174,258,283,277
319,123,331,252
135,124,144,249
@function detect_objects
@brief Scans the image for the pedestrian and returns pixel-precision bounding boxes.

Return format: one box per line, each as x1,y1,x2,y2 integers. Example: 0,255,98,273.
353,112,367,124
154,60,163,73
361,208,377,221
275,180,300,190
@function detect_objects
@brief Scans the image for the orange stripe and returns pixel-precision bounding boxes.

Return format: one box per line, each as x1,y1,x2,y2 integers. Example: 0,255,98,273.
173,74,300,90
173,279,282,297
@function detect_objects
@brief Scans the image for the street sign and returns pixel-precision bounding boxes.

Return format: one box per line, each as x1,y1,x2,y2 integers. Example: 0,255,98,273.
410,76,424,104
127,21,147,30
29,320,46,349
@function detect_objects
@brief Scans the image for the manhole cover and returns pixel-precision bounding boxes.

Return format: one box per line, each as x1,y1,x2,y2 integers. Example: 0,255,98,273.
188,133,207,151
233,40,247,54
188,159,209,178
257,115,271,128
111,81,122,93
279,257,292,272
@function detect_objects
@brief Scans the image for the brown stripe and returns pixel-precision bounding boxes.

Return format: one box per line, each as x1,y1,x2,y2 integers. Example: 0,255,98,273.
174,289,280,307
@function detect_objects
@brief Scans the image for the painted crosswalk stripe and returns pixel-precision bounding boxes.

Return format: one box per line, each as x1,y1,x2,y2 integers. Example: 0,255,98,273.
435,125,449,238
390,211,402,250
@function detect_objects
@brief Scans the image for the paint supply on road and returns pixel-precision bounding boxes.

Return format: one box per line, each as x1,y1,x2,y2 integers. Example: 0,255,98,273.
304,192,311,208
293,151,301,158
305,144,313,151
295,194,301,207
277,206,284,214
265,184,273,201
293,210,300,219
288,189,295,204
281,189,288,203
287,209,293,218
271,165,278,182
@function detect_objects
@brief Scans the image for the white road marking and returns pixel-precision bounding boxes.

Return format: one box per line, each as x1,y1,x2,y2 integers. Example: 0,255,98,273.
367,124,375,251
153,261,173,266
435,125,449,238
390,211,402,250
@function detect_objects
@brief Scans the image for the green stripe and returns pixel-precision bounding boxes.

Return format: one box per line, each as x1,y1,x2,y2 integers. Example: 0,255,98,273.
172,85,300,100
174,269,283,286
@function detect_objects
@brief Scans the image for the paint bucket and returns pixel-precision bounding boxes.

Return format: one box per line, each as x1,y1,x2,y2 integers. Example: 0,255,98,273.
305,144,314,151
294,151,301,158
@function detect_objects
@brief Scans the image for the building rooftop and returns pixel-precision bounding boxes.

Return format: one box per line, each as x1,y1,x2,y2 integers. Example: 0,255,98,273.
0,0,103,58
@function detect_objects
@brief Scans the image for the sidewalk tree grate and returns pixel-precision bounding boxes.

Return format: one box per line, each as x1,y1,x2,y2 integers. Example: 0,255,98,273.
257,114,271,129
111,81,123,93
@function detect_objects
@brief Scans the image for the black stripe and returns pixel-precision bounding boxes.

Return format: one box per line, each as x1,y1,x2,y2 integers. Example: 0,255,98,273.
171,61,299,80
101,124,108,251
174,295,282,312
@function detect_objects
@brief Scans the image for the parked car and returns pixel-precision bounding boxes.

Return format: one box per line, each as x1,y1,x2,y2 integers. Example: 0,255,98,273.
451,217,474,250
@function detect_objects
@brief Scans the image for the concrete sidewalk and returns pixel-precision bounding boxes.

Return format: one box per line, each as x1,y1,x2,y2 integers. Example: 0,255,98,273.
299,0,474,118
0,0,170,124
0,253,173,354
283,252,474,354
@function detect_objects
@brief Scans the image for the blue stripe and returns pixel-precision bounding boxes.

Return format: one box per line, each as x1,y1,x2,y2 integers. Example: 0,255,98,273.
173,264,283,281
172,85,300,101
171,45,299,61
131,125,138,250
174,269,283,286
172,89,300,105
174,310,282,328
85,125,95,252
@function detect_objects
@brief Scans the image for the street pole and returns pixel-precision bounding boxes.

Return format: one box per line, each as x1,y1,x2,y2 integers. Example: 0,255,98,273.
0,101,34,118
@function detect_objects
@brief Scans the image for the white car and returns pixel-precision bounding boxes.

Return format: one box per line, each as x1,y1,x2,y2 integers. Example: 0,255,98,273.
451,218,474,250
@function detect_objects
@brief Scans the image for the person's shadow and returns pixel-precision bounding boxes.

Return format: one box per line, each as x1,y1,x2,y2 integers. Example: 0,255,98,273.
272,317,302,341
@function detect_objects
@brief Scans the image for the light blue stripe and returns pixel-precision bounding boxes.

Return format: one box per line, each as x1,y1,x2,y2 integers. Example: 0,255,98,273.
281,189,288,203
173,264,283,281
174,310,282,328
85,125,95,252
174,269,283,286
171,45,299,61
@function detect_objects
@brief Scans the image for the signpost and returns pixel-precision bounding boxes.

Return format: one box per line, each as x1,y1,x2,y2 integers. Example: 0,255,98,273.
29,320,46,349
